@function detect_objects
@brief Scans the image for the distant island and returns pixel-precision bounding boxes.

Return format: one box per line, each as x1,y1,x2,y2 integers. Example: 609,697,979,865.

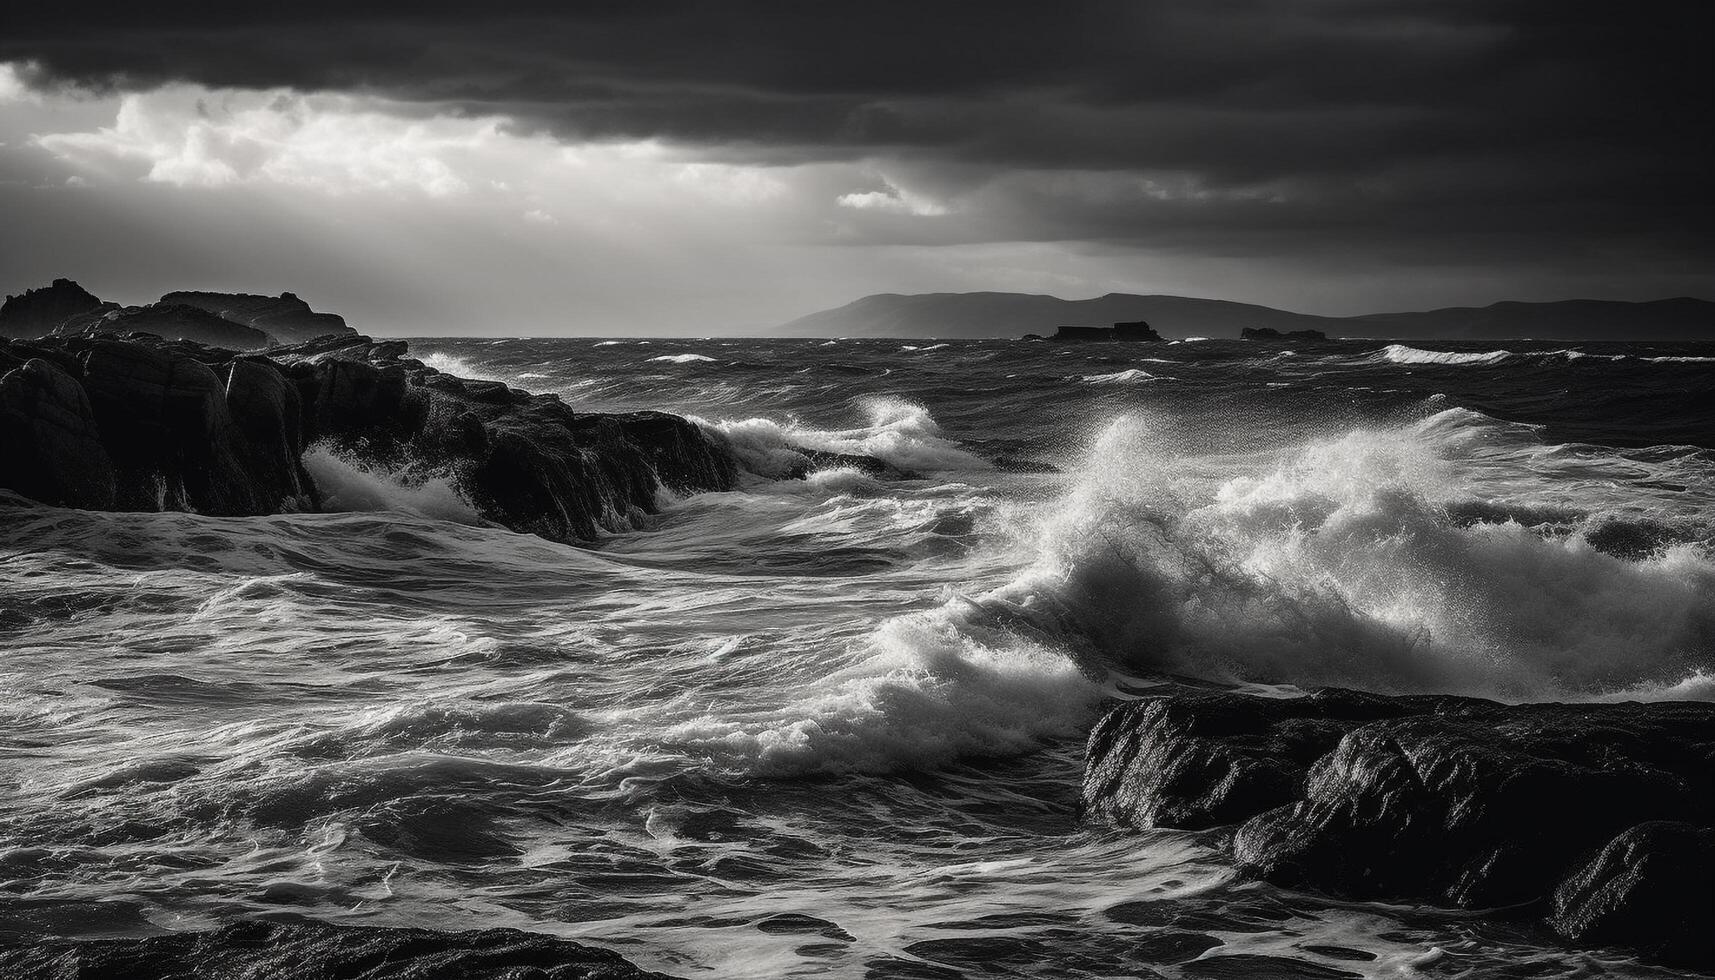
771,292,1715,341
1028,321,1164,342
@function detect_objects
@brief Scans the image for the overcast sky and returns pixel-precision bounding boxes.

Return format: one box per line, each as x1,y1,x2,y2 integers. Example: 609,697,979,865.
2,1,1709,335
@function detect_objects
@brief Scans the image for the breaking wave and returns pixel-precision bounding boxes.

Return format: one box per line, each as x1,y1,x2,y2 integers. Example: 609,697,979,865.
1080,368,1156,384
1379,344,1514,366
696,396,990,477
302,446,485,524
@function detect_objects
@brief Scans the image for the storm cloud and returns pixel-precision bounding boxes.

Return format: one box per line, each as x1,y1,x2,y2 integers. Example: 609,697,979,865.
1,1,1709,332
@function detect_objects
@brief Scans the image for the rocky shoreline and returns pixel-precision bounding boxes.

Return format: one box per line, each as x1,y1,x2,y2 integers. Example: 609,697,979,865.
0,331,738,542
1083,689,1715,971
0,919,675,979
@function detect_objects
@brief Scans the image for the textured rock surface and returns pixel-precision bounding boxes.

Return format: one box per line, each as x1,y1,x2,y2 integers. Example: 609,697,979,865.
0,357,115,508
162,290,356,344
1549,821,1715,967
1,333,737,540
0,278,106,339
57,303,274,350
1083,689,1715,969
0,919,674,979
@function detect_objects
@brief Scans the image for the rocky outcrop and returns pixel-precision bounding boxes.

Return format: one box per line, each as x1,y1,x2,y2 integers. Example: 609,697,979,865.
1083,689,1715,970
1240,326,1328,341
0,333,738,541
0,357,116,508
0,919,674,979
1047,320,1164,342
58,303,275,350
0,278,106,339
162,290,357,344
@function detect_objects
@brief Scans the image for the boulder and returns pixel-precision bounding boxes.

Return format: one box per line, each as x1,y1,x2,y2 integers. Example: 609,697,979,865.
224,358,319,511
162,289,356,344
1083,689,1715,970
0,357,115,508
1082,690,1407,831
1549,821,1715,968
0,919,673,979
0,278,106,339
80,341,262,512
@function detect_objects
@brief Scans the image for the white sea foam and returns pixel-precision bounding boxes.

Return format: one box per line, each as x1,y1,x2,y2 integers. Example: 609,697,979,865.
666,601,1103,777
974,412,1715,702
696,396,990,477
1379,344,1513,366
647,353,717,364
1080,368,1155,384
419,351,513,382
303,446,485,524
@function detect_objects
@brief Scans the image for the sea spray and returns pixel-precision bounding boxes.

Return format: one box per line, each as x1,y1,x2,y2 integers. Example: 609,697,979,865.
302,445,485,524
982,413,1715,701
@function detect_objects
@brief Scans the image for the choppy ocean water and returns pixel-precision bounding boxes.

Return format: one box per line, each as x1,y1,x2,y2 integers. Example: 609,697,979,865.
3,337,1713,978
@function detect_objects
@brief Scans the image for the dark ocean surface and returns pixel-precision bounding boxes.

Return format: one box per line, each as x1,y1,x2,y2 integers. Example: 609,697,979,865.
4,337,1714,977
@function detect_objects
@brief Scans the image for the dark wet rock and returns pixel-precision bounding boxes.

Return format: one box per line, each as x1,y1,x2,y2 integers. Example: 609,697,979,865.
161,289,357,344
0,278,105,339
77,340,305,513
1549,820,1715,968
1082,690,1404,830
0,334,737,540
0,919,674,979
1240,326,1328,342
1083,689,1715,970
223,358,319,511
59,303,274,350
0,357,115,508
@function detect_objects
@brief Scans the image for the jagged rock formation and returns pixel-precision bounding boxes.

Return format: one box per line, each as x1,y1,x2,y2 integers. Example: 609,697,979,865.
57,303,275,350
1082,689,1715,970
0,919,673,979
0,278,106,339
163,289,357,344
1241,326,1328,341
0,333,737,541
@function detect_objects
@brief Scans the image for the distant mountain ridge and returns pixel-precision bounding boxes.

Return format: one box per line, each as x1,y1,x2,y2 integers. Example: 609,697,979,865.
772,292,1715,341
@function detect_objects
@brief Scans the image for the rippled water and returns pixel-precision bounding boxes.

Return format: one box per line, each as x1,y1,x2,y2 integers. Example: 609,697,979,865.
4,337,1714,977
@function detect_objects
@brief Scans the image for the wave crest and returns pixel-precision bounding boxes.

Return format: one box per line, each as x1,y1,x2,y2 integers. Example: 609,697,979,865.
986,413,1715,701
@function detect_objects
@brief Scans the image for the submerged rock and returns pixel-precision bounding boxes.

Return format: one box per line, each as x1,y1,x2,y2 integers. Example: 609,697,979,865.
0,278,106,339
1082,689,1715,970
0,919,674,979
162,289,356,344
0,333,737,541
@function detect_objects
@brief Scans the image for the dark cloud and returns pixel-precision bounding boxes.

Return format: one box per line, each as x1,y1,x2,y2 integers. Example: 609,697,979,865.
3,0,1711,290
